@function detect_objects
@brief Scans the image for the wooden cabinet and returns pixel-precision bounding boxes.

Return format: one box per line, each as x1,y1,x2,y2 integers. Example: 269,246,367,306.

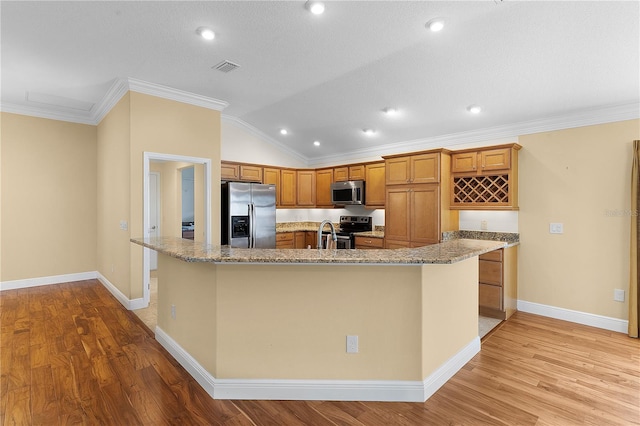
478,246,517,320
450,144,521,210
221,162,262,182
263,167,280,206
364,162,385,208
334,164,364,182
354,236,384,249
294,231,306,249
315,168,334,207
305,231,317,249
221,162,239,181
296,170,316,207
240,164,262,182
384,184,440,247
280,169,297,207
276,233,294,249
383,150,458,249
385,152,440,185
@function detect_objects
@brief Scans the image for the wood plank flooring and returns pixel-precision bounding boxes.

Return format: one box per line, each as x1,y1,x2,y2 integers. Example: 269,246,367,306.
1,279,638,425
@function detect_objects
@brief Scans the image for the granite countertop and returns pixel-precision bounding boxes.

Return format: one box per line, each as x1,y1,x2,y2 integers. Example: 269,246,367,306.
276,222,385,239
352,231,385,239
130,236,507,265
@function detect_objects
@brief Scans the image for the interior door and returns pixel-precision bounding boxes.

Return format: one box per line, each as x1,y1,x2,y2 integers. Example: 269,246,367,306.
149,172,160,270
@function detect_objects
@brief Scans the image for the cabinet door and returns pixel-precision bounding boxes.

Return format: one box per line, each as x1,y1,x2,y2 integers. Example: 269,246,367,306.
276,233,294,249
280,170,296,206
263,167,280,206
365,162,385,207
411,153,440,183
410,184,440,245
479,259,503,286
334,167,349,182
221,162,239,181
315,169,334,207
385,157,411,185
385,187,411,242
294,231,306,249
296,170,316,206
479,283,502,310
451,152,478,173
480,148,510,172
385,239,411,249
239,165,262,182
305,231,316,249
349,165,365,180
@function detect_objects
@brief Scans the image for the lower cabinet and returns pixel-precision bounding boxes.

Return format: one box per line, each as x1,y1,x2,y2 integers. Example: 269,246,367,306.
354,236,384,249
276,233,294,249
294,231,306,249
478,246,517,320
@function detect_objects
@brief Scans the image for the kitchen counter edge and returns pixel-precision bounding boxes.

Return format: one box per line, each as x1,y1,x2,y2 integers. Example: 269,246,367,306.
130,237,508,265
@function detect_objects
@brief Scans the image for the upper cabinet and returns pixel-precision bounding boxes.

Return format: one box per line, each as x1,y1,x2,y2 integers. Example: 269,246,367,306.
315,168,334,208
280,169,297,207
385,152,441,185
296,170,316,207
263,167,281,206
450,144,521,210
364,162,385,208
221,161,262,182
334,165,365,182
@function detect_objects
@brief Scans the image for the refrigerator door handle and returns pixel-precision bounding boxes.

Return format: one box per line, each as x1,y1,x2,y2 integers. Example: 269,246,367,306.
250,203,256,248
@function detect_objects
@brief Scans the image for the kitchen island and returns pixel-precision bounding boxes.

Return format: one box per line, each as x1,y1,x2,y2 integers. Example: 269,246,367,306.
130,237,507,402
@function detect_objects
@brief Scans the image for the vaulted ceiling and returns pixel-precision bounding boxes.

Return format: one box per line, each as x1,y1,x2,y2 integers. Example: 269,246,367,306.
2,1,638,165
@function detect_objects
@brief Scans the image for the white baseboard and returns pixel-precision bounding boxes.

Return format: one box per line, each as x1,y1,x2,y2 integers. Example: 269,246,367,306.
422,336,481,401
0,271,97,291
96,272,146,311
154,325,479,402
0,270,146,312
517,300,629,334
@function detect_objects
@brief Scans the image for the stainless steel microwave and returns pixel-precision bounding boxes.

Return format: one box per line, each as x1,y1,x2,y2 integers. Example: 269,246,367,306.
331,181,365,205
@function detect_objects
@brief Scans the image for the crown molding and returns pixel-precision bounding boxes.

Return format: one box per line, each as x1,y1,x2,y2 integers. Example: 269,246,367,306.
1,77,229,125
126,78,229,112
307,101,640,166
221,114,309,165
0,101,97,125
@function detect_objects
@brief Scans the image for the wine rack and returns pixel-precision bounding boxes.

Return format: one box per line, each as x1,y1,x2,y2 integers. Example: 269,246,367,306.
452,174,510,205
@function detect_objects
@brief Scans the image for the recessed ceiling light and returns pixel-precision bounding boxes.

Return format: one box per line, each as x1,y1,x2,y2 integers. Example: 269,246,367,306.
306,1,325,15
313,141,321,147
196,27,215,41
363,129,377,136
467,105,482,114
280,129,288,135
426,19,444,32
383,107,399,116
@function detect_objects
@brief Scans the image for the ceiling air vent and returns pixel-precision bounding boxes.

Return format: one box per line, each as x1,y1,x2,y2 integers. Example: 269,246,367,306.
213,60,240,73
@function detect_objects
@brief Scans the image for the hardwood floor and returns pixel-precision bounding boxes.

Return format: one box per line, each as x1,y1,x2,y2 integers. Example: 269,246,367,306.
1,279,638,425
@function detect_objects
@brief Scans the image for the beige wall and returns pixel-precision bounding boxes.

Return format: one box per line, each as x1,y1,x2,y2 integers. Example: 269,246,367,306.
518,119,640,320
1,113,97,281
97,94,131,294
128,92,221,299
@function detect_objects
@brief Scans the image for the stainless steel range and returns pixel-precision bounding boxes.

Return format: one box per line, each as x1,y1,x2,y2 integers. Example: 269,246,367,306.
335,216,372,249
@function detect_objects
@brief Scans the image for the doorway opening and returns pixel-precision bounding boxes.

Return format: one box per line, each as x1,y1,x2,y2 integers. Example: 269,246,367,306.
142,152,212,310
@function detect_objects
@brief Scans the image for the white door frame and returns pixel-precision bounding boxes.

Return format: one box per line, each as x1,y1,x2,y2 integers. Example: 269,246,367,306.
143,152,212,306
149,171,161,270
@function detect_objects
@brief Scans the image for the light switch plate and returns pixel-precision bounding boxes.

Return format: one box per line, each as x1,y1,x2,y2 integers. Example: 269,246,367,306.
346,335,358,353
549,223,563,234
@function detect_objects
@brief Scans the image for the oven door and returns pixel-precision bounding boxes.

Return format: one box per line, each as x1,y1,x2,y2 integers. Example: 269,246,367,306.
335,234,352,249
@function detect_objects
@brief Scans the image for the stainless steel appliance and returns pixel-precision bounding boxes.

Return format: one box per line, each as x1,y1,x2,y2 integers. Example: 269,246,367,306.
221,182,276,248
331,181,365,205
333,215,373,249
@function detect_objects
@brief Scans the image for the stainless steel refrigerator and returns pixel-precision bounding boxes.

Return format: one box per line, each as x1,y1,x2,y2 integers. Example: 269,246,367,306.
221,182,276,248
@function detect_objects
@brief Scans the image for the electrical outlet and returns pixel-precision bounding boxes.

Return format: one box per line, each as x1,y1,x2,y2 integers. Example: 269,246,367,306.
171,304,176,319
614,289,625,302
119,220,128,231
549,223,564,234
346,335,358,353
480,220,488,231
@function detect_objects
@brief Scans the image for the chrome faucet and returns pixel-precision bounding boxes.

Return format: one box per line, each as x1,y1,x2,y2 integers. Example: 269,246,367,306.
317,220,337,249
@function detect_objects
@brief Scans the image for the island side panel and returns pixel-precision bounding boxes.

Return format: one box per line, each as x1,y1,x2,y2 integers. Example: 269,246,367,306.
157,253,218,375
215,264,423,381
421,257,479,377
